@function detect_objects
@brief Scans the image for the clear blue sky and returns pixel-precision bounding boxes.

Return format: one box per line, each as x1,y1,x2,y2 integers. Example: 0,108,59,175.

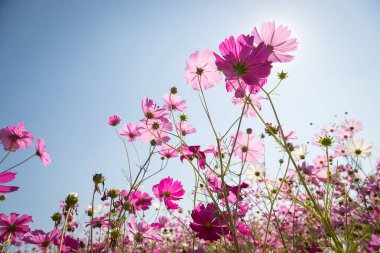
1,0,379,231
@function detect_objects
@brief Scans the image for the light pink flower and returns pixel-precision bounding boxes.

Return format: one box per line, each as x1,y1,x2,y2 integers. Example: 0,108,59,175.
152,177,185,210
163,93,187,112
128,216,162,242
35,139,51,166
119,122,144,142
0,172,19,194
158,144,179,159
252,21,298,62
232,131,264,163
141,97,169,121
108,115,121,126
175,122,196,136
232,94,265,117
342,119,363,134
0,122,33,151
184,49,222,90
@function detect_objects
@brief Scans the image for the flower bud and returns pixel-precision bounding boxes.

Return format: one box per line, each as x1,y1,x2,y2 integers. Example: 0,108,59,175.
170,86,178,94
65,192,79,207
93,173,105,184
51,212,62,223
107,188,120,199
277,71,288,80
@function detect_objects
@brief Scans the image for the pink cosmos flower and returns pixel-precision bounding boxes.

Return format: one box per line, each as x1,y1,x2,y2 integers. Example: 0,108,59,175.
141,97,169,121
342,119,363,134
214,35,272,93
23,229,61,249
130,191,153,211
251,21,298,62
163,93,187,112
151,216,169,229
176,122,196,136
140,118,172,144
119,122,144,142
152,177,185,210
0,172,19,194
128,216,162,242
232,131,264,163
35,139,51,166
232,94,265,117
189,203,229,241
108,115,121,126
368,234,380,252
184,49,222,91
158,144,179,159
0,122,33,151
0,213,33,244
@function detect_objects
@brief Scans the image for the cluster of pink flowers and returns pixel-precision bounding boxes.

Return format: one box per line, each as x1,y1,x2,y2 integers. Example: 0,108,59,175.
1,21,379,253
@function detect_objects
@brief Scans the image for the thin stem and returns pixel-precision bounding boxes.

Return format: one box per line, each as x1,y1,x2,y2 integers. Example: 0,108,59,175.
2,154,36,173
58,207,72,253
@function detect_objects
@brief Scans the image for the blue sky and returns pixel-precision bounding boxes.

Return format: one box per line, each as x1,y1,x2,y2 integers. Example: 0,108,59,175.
1,0,379,231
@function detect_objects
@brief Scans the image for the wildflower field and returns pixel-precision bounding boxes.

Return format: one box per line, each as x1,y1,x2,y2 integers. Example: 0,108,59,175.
1,2,379,253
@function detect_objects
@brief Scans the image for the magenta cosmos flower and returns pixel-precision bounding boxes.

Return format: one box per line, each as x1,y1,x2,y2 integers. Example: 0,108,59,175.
152,177,185,210
184,49,222,91
0,122,33,151
0,213,33,244
0,172,19,194
214,35,272,93
180,145,207,169
35,139,51,166
232,131,264,163
108,115,121,126
23,229,61,249
130,190,153,211
252,21,298,62
189,203,229,241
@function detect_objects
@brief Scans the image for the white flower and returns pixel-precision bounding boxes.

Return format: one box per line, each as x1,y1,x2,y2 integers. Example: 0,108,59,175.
246,163,265,182
346,138,372,158
292,144,308,162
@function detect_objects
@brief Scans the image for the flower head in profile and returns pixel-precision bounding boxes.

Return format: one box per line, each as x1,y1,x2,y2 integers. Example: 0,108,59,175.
252,21,298,62
214,34,272,93
35,139,51,166
232,131,264,163
189,203,229,241
0,213,33,244
152,177,185,210
0,172,19,194
346,138,372,158
108,115,121,126
0,122,33,151
184,49,222,91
